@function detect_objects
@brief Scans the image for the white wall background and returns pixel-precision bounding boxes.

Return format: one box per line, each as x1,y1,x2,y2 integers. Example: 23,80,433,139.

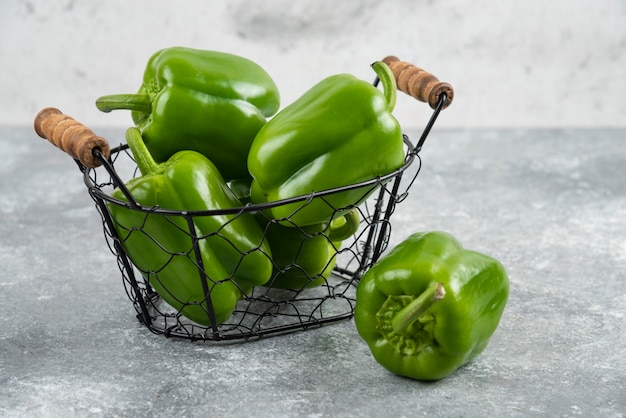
1,0,625,130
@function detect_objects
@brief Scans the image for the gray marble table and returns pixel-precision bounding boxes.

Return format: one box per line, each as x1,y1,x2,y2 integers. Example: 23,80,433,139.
1,126,624,417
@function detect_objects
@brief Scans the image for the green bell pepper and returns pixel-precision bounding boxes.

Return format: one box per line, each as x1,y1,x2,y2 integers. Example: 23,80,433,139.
96,46,280,181
247,61,405,226
354,231,509,380
108,127,273,326
263,209,360,289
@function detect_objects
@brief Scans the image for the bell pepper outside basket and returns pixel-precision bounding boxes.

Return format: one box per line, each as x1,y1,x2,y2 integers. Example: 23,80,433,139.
354,231,510,381
33,56,454,341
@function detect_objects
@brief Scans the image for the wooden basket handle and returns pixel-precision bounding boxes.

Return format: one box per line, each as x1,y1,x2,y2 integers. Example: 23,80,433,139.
382,56,454,110
33,107,111,168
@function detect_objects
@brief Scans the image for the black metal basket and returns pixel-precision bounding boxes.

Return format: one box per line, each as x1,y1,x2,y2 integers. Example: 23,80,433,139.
34,58,452,341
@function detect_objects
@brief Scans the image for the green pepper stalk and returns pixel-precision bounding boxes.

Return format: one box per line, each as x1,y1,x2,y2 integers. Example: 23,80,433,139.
354,231,509,381
96,46,280,181
108,128,273,326
247,61,405,227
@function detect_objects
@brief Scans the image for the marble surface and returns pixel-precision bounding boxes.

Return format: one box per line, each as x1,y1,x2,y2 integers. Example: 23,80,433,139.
1,126,624,417
1,0,626,129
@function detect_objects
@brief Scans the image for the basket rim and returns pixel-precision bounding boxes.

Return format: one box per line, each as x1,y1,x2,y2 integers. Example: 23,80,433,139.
84,135,417,217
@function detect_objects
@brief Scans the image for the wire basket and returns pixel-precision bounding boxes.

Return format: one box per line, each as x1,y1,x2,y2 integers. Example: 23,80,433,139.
34,56,453,341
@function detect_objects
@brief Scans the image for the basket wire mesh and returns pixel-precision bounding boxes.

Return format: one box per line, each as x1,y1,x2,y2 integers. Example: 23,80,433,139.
77,83,447,342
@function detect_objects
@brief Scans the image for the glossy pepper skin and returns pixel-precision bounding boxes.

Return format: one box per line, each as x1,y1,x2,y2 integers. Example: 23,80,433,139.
262,209,360,289
247,61,405,226
354,231,509,381
96,46,280,181
108,128,273,326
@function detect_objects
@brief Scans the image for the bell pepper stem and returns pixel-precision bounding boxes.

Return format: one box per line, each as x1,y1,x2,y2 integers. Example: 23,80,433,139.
391,282,446,334
371,61,397,112
125,127,159,176
328,209,360,242
95,94,152,114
